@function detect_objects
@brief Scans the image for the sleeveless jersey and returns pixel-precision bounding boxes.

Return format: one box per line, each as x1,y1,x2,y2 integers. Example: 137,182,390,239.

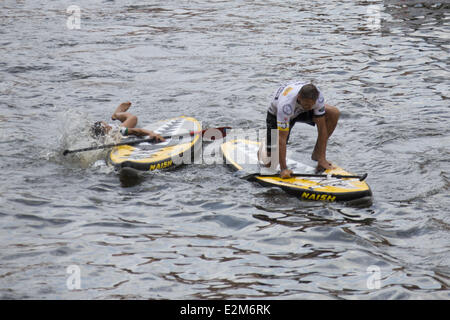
267,81,326,131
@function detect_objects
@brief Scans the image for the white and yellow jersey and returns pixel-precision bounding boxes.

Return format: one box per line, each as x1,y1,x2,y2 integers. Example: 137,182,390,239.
267,81,326,131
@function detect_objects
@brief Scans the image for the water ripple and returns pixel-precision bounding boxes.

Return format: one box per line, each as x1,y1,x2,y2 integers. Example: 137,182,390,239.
0,0,448,300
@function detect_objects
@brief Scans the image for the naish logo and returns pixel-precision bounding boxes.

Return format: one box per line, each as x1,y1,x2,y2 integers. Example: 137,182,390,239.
150,160,173,171
301,192,336,202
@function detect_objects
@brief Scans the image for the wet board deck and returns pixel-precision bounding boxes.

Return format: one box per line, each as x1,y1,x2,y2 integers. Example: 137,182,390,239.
220,139,372,202
107,116,201,171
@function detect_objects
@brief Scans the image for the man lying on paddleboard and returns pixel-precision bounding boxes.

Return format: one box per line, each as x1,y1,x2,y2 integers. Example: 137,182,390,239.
258,81,340,179
91,102,165,142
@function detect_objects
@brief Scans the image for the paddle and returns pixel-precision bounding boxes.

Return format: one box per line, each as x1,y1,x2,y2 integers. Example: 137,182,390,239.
63,126,231,156
240,172,368,181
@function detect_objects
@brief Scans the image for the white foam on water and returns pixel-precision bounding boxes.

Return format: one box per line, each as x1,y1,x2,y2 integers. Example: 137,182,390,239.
55,109,120,169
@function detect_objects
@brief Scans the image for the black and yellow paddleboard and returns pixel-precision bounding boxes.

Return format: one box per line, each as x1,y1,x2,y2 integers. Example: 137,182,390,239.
221,139,372,202
107,116,201,171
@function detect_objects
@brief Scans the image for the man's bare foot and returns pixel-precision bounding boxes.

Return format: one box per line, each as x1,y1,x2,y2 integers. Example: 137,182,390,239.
257,147,272,167
112,102,131,120
262,162,271,168
316,159,334,172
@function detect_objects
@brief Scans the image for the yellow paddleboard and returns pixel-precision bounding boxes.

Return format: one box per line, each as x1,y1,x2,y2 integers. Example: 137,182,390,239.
107,116,201,171
221,139,372,202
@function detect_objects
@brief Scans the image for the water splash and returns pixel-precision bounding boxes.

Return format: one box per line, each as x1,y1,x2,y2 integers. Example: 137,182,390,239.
50,108,121,169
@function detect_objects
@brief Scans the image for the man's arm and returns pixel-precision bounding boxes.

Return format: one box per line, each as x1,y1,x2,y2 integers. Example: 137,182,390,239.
124,127,166,142
278,130,293,178
278,130,289,170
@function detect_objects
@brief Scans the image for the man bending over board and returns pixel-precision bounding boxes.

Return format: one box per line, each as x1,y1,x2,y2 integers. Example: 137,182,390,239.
258,81,340,179
91,102,165,142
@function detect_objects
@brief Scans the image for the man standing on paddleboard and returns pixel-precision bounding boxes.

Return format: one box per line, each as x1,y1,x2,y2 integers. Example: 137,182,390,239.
258,81,340,179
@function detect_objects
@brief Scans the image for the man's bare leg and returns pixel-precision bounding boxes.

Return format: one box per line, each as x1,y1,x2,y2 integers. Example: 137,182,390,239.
258,138,280,171
258,140,271,167
111,102,131,119
312,105,340,161
111,102,138,128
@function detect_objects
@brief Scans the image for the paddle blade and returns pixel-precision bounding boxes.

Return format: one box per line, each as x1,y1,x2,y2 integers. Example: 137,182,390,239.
198,126,232,141
359,173,368,181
